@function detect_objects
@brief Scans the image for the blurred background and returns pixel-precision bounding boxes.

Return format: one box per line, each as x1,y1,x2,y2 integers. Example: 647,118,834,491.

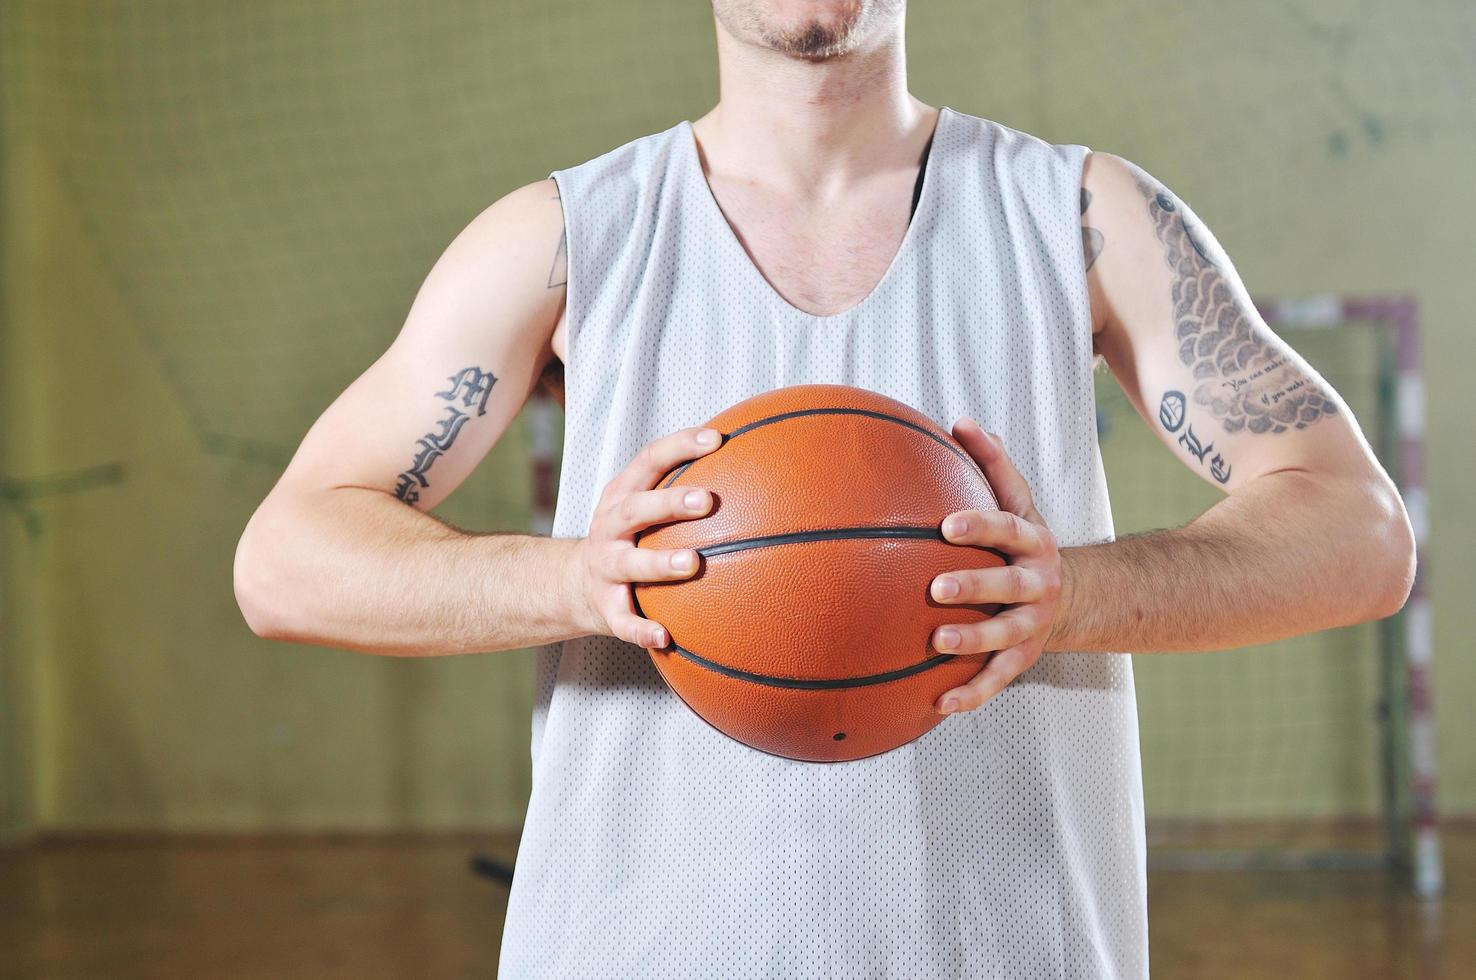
1,0,1472,977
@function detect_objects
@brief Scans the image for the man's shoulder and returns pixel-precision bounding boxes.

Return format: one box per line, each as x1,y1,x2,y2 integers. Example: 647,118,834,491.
943,106,1090,160
549,119,687,186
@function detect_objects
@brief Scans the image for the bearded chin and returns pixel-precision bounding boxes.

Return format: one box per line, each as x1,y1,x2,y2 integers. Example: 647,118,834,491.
772,20,849,58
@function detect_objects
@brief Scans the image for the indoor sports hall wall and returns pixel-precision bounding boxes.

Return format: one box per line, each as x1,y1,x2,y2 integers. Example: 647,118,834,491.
2,0,1473,837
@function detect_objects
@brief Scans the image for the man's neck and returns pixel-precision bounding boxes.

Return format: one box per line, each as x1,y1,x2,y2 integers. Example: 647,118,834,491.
693,25,936,205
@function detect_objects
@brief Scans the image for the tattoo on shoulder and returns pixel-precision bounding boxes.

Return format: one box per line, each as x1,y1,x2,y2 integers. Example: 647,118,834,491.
1081,187,1104,271
1139,179,1335,434
547,228,567,289
392,366,499,505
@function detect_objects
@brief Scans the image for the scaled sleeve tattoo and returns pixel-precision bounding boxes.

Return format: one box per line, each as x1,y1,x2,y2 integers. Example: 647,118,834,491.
1140,180,1336,435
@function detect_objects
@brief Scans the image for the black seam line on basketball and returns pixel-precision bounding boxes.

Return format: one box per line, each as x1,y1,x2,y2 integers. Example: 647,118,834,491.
693,525,1009,565
660,406,973,489
667,644,959,690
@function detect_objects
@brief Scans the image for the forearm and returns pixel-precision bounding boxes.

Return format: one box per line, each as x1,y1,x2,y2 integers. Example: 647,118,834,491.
1046,468,1415,654
234,486,591,656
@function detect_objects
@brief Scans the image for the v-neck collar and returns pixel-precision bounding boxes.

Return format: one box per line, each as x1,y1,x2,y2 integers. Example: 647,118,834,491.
678,106,952,323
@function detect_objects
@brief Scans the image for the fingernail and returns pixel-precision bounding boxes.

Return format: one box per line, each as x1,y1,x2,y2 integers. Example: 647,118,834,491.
683,489,707,511
652,627,668,647
935,627,960,651
671,550,695,571
933,577,960,600
943,516,966,538
939,696,960,715
696,428,719,446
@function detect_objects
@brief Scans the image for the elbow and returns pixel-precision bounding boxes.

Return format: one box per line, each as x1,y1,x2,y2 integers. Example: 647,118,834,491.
1356,478,1418,624
233,505,299,641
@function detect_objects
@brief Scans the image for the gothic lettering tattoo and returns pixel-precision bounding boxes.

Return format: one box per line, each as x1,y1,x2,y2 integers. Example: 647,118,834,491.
1159,391,1232,485
1081,187,1104,271
1140,180,1335,434
1158,389,1187,432
435,367,496,415
393,366,498,504
1178,423,1211,463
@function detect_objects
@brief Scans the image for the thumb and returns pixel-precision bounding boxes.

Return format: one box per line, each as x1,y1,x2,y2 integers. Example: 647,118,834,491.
953,418,1041,521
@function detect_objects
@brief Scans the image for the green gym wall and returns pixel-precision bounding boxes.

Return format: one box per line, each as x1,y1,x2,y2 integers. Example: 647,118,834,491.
2,0,1472,837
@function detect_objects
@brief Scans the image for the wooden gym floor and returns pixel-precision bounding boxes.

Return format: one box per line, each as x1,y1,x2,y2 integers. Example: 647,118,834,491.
1,827,1471,979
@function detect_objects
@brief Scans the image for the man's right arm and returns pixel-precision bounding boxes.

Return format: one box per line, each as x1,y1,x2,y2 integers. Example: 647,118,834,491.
232,178,715,657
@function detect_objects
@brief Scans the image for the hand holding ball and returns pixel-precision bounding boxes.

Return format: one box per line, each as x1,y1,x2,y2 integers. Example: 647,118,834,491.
634,384,1004,762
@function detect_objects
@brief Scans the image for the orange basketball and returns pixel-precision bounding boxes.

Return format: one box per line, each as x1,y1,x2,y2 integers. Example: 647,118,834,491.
634,384,1003,762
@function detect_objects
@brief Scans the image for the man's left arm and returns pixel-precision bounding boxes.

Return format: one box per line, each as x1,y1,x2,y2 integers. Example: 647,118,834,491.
930,151,1416,715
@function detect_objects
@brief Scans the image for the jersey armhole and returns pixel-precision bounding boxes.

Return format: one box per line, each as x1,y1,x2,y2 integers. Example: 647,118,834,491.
1070,145,1107,368
548,169,578,369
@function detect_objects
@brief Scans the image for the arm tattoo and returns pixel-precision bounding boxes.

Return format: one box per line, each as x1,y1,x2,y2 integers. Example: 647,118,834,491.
1081,187,1104,271
1158,390,1233,484
548,179,567,287
547,228,567,288
393,366,498,505
1140,179,1335,434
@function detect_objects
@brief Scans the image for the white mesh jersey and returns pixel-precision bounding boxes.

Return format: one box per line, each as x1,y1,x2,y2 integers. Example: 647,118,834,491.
499,106,1147,979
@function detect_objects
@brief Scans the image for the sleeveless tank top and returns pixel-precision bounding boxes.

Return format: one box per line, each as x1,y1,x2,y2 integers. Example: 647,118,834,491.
500,106,1148,979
